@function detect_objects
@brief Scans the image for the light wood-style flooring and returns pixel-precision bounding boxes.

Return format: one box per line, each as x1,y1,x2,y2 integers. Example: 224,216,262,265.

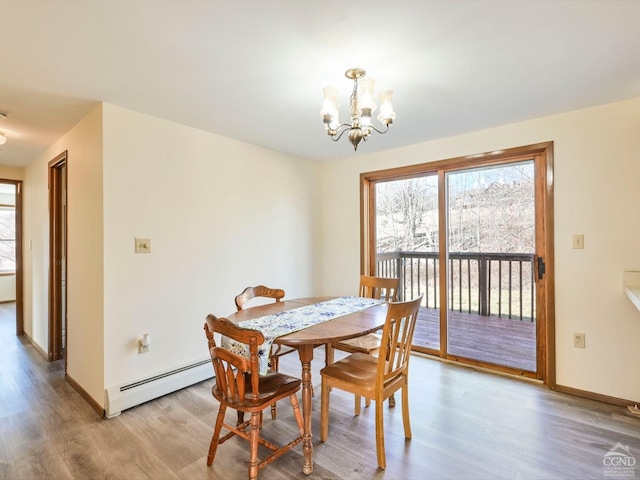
2,303,640,479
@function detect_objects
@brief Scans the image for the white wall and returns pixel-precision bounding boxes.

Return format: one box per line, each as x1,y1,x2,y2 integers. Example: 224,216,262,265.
22,102,320,409
23,155,48,348
0,166,24,181
23,105,105,402
21,96,639,407
101,104,321,390
320,97,640,402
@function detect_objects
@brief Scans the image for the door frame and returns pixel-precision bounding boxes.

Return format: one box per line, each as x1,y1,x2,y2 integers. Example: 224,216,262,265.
48,151,67,362
360,142,555,386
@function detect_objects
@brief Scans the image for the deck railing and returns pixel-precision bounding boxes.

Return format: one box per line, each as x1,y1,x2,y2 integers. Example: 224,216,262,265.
377,251,535,321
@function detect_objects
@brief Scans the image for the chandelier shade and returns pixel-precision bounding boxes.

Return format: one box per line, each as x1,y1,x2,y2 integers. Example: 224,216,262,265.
320,68,395,151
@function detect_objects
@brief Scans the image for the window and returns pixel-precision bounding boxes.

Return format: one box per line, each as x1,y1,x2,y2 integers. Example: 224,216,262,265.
0,205,16,271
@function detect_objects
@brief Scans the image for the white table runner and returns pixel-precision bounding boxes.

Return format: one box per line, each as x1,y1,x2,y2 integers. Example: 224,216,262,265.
223,296,383,375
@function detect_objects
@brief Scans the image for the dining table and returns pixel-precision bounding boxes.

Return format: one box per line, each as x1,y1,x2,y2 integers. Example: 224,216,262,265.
225,296,390,475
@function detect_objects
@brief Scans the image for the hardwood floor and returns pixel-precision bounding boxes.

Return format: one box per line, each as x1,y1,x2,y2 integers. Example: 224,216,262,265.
2,303,640,479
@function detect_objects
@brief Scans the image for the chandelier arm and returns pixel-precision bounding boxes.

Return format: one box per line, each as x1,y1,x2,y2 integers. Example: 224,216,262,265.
329,124,355,142
366,123,390,135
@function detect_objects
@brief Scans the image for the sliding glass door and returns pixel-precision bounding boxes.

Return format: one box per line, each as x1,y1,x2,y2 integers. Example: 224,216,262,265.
363,143,554,381
375,174,440,351
445,161,536,371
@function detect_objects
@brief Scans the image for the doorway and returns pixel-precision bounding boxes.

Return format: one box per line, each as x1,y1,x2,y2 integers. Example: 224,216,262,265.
362,142,555,384
0,180,22,340
445,161,536,371
48,152,67,362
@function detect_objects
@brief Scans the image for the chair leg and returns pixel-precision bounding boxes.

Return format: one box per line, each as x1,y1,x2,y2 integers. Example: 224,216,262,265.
363,393,394,410
325,343,335,366
364,352,374,409
401,384,412,439
207,405,227,466
320,377,330,441
365,396,395,407
248,412,261,480
355,395,362,416
290,393,304,436
375,398,386,470
270,356,279,419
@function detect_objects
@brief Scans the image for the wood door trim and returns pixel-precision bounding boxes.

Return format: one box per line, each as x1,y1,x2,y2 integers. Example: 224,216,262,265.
437,169,448,359
538,143,555,387
48,151,67,362
15,181,22,336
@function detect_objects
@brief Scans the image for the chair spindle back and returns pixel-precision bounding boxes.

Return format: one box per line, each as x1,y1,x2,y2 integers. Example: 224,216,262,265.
359,275,400,302
235,285,285,311
377,295,422,385
204,315,264,402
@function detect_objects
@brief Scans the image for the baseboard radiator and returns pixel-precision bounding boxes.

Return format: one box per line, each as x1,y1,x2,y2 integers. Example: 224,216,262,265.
104,359,213,418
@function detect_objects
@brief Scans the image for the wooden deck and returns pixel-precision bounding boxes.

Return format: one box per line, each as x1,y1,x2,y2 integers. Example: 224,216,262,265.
413,307,537,372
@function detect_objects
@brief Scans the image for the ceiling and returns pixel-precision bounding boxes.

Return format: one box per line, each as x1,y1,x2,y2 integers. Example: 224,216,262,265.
1,1,639,167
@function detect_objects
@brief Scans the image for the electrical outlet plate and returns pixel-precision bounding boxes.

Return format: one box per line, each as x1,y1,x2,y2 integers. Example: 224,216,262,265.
138,340,149,354
135,238,151,253
573,332,585,348
572,234,584,249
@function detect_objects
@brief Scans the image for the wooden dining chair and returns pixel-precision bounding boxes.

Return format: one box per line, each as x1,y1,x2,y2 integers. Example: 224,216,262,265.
325,275,401,411
320,295,423,470
204,315,304,480
235,285,297,419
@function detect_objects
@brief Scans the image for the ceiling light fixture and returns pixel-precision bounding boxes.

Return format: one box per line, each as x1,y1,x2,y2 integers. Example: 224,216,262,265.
320,68,396,151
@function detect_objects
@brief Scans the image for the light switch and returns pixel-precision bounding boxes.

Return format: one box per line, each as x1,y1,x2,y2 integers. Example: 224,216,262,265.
135,238,151,253
572,234,584,249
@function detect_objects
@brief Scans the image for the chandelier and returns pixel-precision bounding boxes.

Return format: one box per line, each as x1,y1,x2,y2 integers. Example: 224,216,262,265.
320,68,396,151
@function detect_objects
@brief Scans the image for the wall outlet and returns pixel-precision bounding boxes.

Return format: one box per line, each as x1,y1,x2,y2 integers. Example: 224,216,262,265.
572,234,584,249
138,340,149,354
138,333,150,354
573,332,585,348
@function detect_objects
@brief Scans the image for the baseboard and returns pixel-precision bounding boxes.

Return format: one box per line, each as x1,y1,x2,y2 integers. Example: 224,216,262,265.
104,359,213,418
65,372,104,417
22,330,104,416
554,384,634,408
22,331,48,360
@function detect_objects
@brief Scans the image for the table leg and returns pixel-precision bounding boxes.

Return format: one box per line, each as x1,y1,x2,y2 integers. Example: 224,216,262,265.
297,343,314,475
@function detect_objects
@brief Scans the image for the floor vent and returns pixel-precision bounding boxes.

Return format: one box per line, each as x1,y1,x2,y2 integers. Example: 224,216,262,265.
105,359,213,418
